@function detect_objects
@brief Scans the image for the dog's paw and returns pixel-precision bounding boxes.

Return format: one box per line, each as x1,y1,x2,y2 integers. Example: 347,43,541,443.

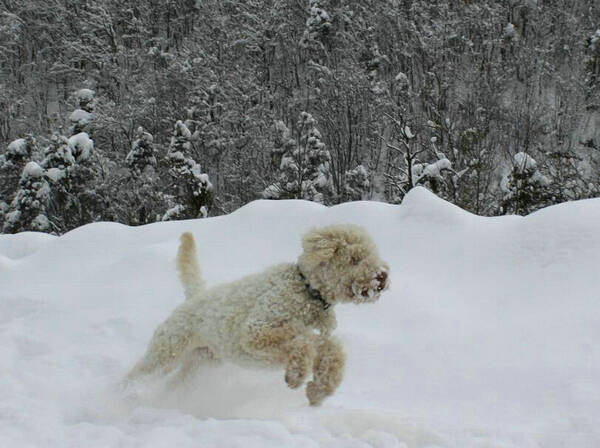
285,362,307,389
306,381,325,406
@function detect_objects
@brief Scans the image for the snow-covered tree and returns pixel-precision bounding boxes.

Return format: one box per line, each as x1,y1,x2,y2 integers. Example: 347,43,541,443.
69,89,96,135
163,120,213,220
544,149,597,204
502,152,551,215
126,127,156,177
300,0,332,51
3,162,51,233
41,134,76,170
344,165,370,201
413,157,453,195
39,132,100,232
586,29,600,87
263,112,333,204
384,116,453,202
0,136,36,201
121,127,166,225
298,112,333,203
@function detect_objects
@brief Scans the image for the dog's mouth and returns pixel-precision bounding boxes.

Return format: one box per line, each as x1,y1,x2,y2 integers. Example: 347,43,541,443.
351,270,389,302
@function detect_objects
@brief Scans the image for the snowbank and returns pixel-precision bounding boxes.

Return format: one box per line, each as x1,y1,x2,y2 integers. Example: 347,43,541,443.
1,187,600,447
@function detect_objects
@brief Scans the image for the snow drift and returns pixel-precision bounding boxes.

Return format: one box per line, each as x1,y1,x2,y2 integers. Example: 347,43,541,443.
1,187,599,447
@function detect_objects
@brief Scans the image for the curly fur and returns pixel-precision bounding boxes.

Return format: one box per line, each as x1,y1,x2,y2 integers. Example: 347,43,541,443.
127,225,390,406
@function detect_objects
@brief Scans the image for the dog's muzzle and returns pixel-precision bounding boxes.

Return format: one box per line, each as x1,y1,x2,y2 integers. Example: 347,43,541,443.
353,269,389,301
375,271,388,292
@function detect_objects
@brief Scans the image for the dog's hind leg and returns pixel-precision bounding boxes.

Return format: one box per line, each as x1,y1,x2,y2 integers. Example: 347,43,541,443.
126,306,198,380
306,337,346,406
170,345,220,386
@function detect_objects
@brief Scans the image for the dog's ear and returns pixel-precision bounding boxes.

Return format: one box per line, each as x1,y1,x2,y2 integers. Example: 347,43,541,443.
301,226,346,263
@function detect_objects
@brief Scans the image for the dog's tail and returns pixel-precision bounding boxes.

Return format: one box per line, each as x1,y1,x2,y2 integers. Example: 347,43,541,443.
177,232,205,299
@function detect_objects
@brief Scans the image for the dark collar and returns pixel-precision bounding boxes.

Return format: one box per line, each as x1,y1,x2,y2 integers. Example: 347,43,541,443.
298,267,331,310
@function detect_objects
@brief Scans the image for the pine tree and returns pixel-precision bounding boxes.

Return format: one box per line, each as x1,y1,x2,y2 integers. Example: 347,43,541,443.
122,127,165,225
69,89,96,135
298,112,333,204
3,162,51,233
163,120,213,220
126,127,156,177
300,0,332,52
40,132,100,232
0,135,36,203
263,112,333,204
344,165,370,201
502,152,551,215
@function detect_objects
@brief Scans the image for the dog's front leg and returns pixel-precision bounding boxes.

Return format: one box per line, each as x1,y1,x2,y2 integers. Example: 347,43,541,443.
284,333,317,389
244,323,316,390
306,337,346,406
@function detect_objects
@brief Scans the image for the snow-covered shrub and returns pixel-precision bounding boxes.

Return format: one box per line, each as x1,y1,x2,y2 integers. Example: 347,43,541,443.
3,162,51,233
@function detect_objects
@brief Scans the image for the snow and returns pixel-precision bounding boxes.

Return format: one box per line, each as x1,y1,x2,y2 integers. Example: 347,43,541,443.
1,188,600,446
75,88,95,102
6,138,29,156
395,72,409,85
514,152,537,172
68,132,94,161
590,29,600,49
69,108,93,125
176,120,192,139
45,167,65,183
504,23,517,40
422,158,451,180
31,214,50,231
22,161,44,178
161,204,185,221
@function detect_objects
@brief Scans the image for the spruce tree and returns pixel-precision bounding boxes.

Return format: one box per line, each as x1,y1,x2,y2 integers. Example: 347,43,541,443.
502,153,551,215
3,162,51,233
263,112,333,204
344,165,370,201
163,120,213,220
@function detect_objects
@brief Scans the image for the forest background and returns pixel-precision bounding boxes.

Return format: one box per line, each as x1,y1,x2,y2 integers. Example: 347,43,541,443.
1,0,599,234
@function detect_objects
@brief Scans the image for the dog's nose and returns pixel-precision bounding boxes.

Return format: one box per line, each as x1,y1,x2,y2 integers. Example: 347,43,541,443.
376,271,387,291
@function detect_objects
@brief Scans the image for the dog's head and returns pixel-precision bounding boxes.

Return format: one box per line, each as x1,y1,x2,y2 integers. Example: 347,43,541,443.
298,225,390,305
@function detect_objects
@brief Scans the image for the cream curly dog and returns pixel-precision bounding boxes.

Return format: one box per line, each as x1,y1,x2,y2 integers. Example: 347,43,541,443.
127,225,390,406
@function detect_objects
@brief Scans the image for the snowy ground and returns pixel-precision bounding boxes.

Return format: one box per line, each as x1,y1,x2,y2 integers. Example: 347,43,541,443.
1,187,600,447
